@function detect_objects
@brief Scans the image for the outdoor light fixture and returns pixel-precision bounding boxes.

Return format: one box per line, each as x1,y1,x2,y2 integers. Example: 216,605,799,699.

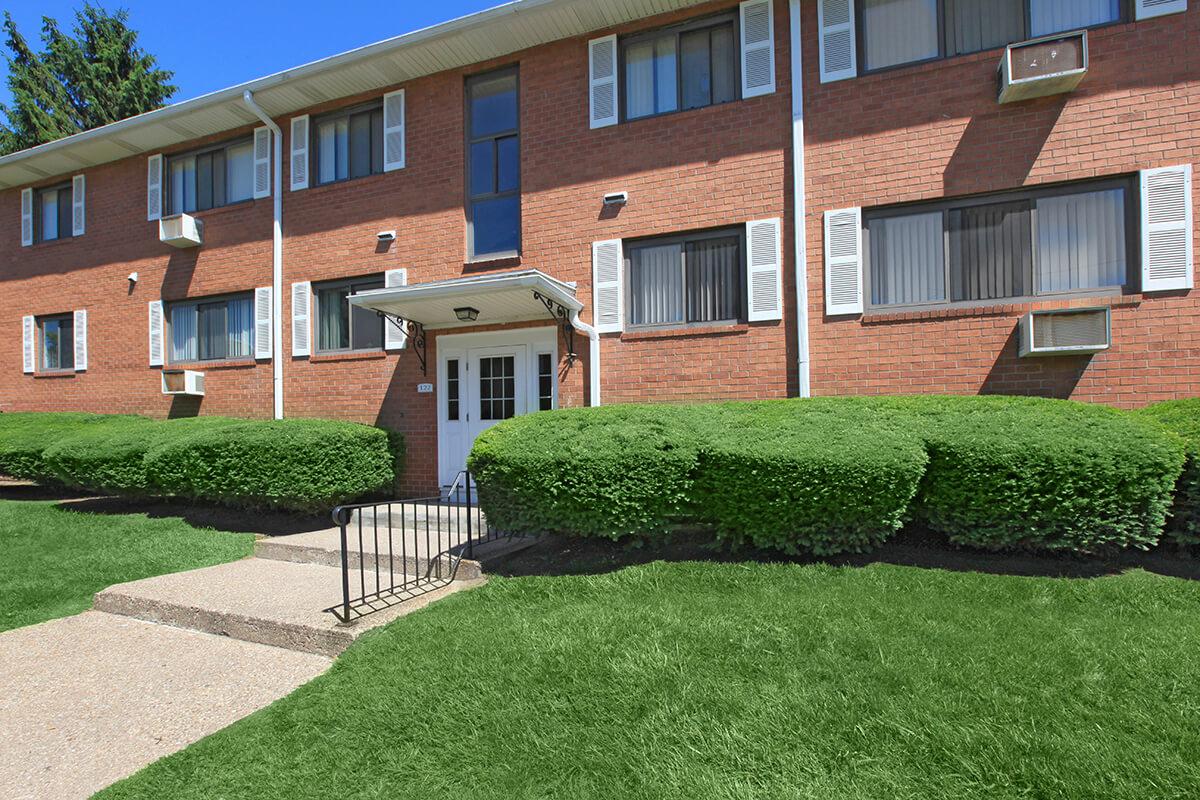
455,307,480,322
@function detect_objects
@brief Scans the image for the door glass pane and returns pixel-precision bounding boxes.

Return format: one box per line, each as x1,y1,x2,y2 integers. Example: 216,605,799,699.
1030,0,1119,36
945,0,1024,55
949,201,1031,302
630,243,684,326
479,356,516,421
862,0,940,70
681,29,712,110
446,359,460,421
471,196,520,257
317,286,351,350
349,111,372,179
685,236,741,322
227,141,254,202
538,353,554,411
469,140,494,196
469,72,518,137
868,212,947,305
711,24,737,105
496,136,519,194
170,305,198,362
1036,188,1126,292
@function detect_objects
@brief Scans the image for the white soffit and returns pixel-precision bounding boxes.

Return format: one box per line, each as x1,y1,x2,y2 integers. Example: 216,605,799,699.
0,0,709,189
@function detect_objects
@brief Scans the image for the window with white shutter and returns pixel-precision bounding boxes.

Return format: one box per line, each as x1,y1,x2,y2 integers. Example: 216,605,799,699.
20,188,33,246
819,0,858,82
73,309,87,372
22,315,35,373
747,218,783,321
589,35,619,129
1140,165,1194,292
825,207,864,315
253,127,271,199
147,154,163,221
1136,0,1187,20
72,175,86,236
592,239,624,333
384,269,408,350
291,282,312,357
254,286,273,359
290,116,309,191
148,301,165,366
383,90,406,172
740,0,776,98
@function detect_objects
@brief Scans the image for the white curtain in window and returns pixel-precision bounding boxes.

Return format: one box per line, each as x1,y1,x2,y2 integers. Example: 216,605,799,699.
170,157,197,214
226,141,254,203
1036,188,1126,292
170,305,198,362
40,191,58,240
630,243,684,325
317,119,350,183
1030,0,1119,36
226,297,254,358
625,41,656,118
863,0,940,70
869,212,946,305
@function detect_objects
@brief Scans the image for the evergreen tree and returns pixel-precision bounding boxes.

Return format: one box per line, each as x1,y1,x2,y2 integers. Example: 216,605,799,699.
0,4,175,155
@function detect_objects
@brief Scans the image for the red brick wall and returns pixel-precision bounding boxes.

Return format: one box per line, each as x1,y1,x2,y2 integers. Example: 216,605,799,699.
0,0,795,493
801,2,1200,407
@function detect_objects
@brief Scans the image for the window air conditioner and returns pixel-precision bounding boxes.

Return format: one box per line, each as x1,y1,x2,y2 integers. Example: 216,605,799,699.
1018,307,1110,357
159,213,204,248
999,30,1087,104
161,369,205,396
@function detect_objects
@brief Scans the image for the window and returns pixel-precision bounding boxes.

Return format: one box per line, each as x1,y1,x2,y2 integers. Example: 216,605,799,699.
169,294,254,362
467,68,520,260
537,353,554,411
314,103,384,185
39,315,74,371
35,185,73,243
626,228,744,329
858,0,1126,72
314,278,385,352
166,138,255,214
865,178,1134,309
621,14,738,120
479,355,516,421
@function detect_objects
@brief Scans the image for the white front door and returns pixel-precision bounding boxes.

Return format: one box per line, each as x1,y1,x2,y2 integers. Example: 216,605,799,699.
438,328,556,490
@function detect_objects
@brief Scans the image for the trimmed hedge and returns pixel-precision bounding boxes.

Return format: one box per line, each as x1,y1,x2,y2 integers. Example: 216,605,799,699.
0,412,400,511
1135,399,1200,545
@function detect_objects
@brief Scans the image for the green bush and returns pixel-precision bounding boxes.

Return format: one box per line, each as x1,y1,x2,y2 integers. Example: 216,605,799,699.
469,405,702,539
145,418,397,511
1135,399,1200,545
0,412,127,481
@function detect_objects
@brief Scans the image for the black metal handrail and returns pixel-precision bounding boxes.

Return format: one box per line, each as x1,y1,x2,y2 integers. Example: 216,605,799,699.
325,471,503,623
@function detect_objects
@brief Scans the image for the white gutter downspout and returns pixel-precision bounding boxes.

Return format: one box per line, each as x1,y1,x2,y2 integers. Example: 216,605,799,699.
242,90,285,419
789,0,812,397
568,310,601,406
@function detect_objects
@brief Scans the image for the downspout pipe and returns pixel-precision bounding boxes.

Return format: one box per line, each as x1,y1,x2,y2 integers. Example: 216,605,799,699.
568,310,601,406
789,0,812,397
242,90,285,419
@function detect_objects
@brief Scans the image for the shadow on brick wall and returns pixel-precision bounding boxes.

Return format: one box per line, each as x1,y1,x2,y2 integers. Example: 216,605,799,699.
943,99,1066,197
980,325,1091,399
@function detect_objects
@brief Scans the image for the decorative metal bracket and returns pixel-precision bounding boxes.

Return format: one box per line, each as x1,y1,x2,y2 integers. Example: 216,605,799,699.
377,312,428,375
533,290,578,365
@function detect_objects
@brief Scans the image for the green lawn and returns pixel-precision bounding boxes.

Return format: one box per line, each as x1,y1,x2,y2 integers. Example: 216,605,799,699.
0,499,254,632
97,561,1200,800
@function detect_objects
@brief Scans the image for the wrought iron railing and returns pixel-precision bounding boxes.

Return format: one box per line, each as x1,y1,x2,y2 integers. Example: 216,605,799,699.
325,471,503,623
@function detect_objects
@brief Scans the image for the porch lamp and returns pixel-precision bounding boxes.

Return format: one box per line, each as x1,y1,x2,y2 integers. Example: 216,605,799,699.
455,307,480,322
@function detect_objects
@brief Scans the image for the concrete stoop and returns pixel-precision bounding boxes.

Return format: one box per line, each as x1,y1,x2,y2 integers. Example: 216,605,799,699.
254,527,481,580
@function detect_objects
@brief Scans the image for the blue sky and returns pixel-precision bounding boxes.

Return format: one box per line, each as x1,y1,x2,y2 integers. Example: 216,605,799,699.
0,0,504,109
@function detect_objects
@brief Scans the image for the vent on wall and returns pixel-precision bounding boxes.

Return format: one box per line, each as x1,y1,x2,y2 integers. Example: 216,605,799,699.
998,30,1087,104
1018,307,1111,357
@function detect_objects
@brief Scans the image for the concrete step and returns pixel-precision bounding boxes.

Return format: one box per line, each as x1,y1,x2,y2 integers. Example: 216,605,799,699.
94,558,476,657
254,527,482,580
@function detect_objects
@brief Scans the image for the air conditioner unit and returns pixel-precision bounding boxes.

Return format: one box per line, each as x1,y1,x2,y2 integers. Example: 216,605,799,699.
159,213,203,248
1018,307,1110,357
161,369,205,396
999,30,1087,104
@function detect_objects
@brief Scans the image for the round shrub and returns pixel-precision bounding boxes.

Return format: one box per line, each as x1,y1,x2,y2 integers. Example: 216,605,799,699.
915,396,1185,552
0,412,127,481
692,400,928,555
469,405,702,539
144,418,396,511
1135,399,1200,545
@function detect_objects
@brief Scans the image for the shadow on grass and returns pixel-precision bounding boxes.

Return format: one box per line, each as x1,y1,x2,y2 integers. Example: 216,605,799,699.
482,525,1200,583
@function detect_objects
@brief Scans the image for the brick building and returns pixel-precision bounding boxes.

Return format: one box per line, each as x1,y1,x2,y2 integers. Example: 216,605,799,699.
1,0,1195,492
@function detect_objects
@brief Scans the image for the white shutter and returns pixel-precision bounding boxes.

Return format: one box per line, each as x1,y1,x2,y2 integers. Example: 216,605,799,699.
290,116,309,191
1140,165,1194,292
1136,0,1187,20
147,154,163,221
592,239,624,333
588,35,619,129
291,281,312,357
148,301,164,367
73,309,87,372
72,175,86,236
746,218,784,322
20,188,33,247
253,127,271,200
254,286,273,359
740,0,776,98
22,315,35,374
819,0,857,83
825,207,864,315
383,90,406,172
384,269,408,350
